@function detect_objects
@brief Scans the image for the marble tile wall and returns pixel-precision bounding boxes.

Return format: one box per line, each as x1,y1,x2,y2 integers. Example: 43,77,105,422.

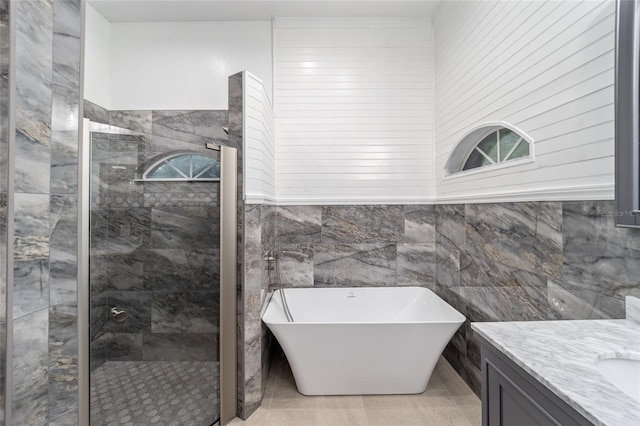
264,201,640,400
9,0,83,424
0,0,7,420
228,72,264,420
84,108,227,372
274,205,436,288
434,201,640,396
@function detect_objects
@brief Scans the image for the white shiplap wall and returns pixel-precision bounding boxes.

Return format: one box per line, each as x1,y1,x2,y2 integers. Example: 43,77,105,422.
434,0,615,203
274,18,434,204
244,72,277,203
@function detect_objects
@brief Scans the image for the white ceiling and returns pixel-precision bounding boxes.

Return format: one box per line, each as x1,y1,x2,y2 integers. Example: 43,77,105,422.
88,0,441,22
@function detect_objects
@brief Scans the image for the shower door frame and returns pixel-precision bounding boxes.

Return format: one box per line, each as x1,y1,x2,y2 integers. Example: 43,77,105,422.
78,118,238,425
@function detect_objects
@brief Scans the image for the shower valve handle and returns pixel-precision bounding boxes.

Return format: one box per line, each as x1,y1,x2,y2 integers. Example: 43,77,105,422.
110,307,128,323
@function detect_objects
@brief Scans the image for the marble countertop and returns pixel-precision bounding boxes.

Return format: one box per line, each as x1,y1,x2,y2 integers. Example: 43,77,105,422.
472,319,640,426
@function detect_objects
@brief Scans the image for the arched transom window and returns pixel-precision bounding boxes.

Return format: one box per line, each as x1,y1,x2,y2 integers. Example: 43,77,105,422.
444,124,533,176
462,128,530,171
143,153,220,181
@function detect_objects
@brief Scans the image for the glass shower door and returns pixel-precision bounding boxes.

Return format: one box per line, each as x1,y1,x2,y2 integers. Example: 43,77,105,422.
87,122,222,425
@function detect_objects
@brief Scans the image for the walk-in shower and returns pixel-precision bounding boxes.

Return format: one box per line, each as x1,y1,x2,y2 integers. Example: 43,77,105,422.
78,120,237,425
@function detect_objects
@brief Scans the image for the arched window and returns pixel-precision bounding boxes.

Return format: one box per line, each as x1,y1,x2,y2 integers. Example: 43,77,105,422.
141,152,220,181
444,124,533,176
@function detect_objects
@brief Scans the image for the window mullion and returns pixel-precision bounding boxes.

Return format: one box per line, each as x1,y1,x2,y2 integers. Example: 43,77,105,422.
476,147,496,164
503,138,523,162
166,161,189,178
194,163,215,178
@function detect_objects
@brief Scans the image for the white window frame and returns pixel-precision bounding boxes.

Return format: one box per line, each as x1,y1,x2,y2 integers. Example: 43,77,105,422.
443,122,534,178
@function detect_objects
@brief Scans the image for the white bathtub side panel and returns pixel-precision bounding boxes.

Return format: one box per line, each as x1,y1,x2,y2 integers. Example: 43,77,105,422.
267,322,462,395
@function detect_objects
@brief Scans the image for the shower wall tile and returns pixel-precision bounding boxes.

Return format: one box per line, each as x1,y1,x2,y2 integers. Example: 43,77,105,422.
143,134,202,162
150,206,218,249
14,193,50,261
321,205,405,243
12,308,49,426
143,181,219,208
49,409,78,426
90,292,109,343
15,0,52,81
142,333,217,361
52,0,81,38
152,110,228,145
186,248,220,290
51,130,78,194
50,195,77,251
314,243,397,287
99,333,143,361
109,110,152,134
13,260,50,318
107,134,140,165
52,34,80,89
51,84,79,131
150,291,217,333
10,0,81,422
15,72,52,194
83,100,109,125
105,251,144,291
275,205,321,244
142,249,190,290
106,207,151,244
50,196,77,310
49,304,78,419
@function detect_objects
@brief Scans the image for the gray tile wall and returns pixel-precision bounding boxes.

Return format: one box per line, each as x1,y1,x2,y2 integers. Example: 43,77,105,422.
434,201,640,395
10,0,83,424
0,0,8,421
269,202,640,398
274,205,435,288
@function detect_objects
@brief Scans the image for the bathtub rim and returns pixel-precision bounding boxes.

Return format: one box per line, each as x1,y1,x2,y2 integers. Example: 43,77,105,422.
262,286,466,326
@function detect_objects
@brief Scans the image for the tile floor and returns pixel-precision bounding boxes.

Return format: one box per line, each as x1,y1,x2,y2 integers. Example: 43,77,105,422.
91,360,219,425
229,353,481,426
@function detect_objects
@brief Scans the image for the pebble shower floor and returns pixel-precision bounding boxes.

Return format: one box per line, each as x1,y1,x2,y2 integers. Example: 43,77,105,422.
90,360,219,425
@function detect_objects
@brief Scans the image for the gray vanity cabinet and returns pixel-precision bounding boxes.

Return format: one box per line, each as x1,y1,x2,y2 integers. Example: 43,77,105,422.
478,337,594,426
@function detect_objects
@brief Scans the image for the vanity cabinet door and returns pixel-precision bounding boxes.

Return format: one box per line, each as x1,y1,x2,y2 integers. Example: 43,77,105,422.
486,360,560,426
481,340,593,426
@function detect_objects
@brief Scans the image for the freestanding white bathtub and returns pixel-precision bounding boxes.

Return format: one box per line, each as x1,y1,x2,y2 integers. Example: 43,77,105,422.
262,286,465,396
